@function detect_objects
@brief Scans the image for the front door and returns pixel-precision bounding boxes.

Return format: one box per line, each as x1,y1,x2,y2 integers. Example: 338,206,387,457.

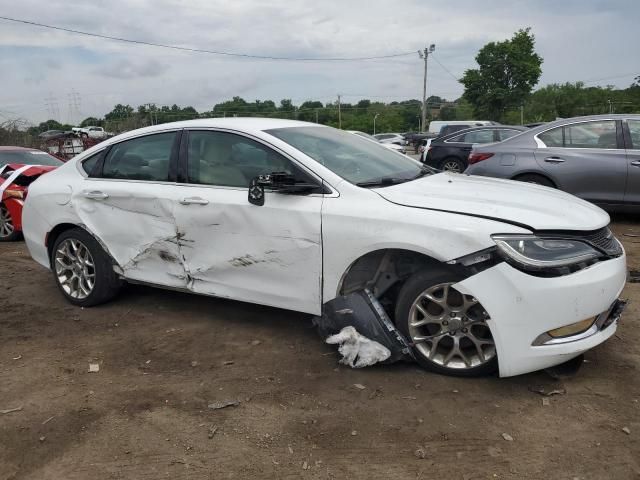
172,129,324,314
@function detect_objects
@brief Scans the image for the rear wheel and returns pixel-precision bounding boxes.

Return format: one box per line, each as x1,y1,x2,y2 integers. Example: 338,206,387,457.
439,157,466,173
395,269,497,377
51,228,122,307
514,173,554,188
0,204,21,242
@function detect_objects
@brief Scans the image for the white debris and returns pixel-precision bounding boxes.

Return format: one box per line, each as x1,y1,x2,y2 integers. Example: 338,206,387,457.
88,363,100,373
325,326,390,368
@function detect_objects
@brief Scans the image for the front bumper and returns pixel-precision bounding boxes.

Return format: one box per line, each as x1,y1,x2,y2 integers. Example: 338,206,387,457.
454,253,627,377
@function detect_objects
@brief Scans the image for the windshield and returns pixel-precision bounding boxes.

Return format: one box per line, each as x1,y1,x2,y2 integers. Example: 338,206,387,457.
266,126,422,185
0,150,63,167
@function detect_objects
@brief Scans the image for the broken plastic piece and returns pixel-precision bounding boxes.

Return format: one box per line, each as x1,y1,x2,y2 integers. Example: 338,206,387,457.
326,326,391,368
313,289,413,364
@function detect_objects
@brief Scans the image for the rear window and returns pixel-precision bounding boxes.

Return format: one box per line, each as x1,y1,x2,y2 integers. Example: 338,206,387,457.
0,150,63,167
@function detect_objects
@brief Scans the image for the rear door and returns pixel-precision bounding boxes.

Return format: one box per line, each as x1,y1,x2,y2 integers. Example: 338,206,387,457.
171,129,324,314
533,119,627,204
623,119,640,204
75,130,187,287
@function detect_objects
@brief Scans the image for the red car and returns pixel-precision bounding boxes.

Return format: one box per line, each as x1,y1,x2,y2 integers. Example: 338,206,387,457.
0,147,63,241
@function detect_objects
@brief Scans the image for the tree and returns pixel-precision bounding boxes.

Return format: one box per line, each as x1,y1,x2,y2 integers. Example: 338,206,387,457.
105,104,134,121
80,117,101,127
461,29,543,121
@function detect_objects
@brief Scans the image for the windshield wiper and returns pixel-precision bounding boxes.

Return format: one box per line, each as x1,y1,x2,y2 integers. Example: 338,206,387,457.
412,166,436,179
356,177,408,188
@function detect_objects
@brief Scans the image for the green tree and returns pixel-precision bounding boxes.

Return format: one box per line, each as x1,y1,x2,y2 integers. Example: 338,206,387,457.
461,28,543,121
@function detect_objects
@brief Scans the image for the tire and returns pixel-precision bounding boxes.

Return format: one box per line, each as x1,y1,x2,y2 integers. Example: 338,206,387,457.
439,157,466,173
0,204,21,242
395,269,498,377
51,228,122,307
514,173,554,188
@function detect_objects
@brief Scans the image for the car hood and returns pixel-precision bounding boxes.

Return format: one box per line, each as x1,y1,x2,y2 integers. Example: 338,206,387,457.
375,172,609,231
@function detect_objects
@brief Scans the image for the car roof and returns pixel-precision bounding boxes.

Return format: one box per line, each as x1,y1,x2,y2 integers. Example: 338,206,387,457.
435,125,527,142
527,114,640,134
0,146,39,152
104,117,325,144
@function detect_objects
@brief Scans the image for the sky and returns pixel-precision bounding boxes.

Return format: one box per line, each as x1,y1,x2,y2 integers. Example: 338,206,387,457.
0,0,638,125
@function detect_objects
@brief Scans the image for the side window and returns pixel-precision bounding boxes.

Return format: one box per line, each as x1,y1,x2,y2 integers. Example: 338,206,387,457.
187,131,305,188
81,152,101,175
102,132,176,181
538,127,564,147
565,121,617,149
447,134,465,142
497,129,522,141
627,120,640,149
462,130,494,144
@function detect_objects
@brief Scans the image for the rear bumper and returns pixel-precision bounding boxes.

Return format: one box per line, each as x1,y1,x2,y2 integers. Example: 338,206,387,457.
454,254,627,377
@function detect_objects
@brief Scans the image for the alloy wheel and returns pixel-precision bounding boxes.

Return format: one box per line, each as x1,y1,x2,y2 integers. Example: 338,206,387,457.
0,205,14,238
408,282,496,369
442,160,462,173
54,238,96,299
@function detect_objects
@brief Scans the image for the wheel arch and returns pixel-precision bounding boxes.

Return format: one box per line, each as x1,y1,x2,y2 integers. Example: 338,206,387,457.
46,223,119,271
336,248,457,302
511,171,558,188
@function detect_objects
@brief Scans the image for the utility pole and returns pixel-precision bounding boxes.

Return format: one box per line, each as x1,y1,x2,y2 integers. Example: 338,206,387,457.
418,45,435,133
337,94,342,129
520,105,524,125
373,113,380,135
608,99,613,114
315,109,319,124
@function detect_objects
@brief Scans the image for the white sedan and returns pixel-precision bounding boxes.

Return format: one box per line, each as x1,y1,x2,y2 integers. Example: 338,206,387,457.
23,118,626,377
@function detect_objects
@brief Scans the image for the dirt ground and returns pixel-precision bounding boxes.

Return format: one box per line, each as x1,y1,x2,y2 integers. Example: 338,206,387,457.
0,218,639,480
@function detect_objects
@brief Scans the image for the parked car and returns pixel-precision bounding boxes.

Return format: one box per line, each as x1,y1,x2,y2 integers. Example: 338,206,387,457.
0,147,63,241
466,114,640,211
427,120,496,136
348,131,407,154
38,130,66,140
373,133,407,146
23,118,626,378
76,126,110,139
422,125,527,172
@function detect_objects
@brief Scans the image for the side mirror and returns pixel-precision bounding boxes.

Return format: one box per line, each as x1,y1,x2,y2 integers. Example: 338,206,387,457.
248,172,319,206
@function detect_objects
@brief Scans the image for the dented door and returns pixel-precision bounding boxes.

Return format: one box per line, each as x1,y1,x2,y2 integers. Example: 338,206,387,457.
74,180,188,287
172,187,323,314
74,130,188,287
172,129,323,314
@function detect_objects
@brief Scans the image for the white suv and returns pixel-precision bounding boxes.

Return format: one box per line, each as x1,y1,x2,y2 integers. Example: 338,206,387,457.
23,118,626,377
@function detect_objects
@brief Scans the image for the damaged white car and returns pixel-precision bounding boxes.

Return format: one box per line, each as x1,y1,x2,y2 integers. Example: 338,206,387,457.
23,119,626,377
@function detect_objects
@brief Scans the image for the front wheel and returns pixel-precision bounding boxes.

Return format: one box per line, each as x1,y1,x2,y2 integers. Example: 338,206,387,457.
0,204,21,242
395,270,498,377
51,228,122,307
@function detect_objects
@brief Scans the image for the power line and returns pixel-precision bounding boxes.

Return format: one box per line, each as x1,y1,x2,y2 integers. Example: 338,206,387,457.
431,55,461,82
0,15,417,62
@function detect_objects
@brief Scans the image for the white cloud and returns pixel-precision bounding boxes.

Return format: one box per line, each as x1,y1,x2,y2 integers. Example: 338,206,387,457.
0,0,636,124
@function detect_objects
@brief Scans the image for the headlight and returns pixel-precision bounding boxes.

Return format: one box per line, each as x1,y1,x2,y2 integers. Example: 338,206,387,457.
491,234,600,270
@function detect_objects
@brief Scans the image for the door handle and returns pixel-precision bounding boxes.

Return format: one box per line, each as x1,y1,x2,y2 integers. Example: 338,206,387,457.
631,161,640,167
544,157,565,163
82,190,109,200
180,197,209,205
